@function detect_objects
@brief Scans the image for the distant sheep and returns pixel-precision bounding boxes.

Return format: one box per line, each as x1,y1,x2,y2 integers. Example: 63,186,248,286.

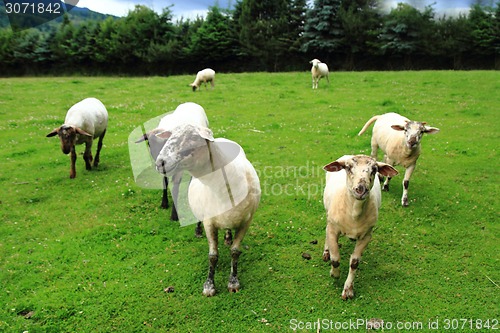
190,68,215,92
322,155,398,299
47,97,108,179
136,102,208,231
155,124,261,296
309,59,329,89
358,112,440,206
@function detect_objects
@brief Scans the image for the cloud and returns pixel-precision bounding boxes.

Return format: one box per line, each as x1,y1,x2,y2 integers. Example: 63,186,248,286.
76,0,224,19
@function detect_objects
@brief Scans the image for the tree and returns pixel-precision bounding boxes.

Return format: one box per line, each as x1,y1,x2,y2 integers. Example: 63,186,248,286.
378,3,436,69
302,0,344,61
238,0,291,71
190,6,238,66
436,14,472,69
338,0,381,69
468,4,495,60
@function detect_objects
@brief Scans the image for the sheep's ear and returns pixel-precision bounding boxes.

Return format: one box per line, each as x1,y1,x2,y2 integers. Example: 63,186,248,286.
424,126,440,134
135,133,148,143
377,162,399,177
197,127,214,142
75,127,92,137
156,131,172,140
323,161,344,172
391,124,405,131
46,128,60,137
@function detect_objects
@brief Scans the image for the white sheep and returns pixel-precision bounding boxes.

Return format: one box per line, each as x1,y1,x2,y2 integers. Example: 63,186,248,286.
155,124,261,296
135,102,208,231
309,59,329,89
322,155,398,300
190,68,216,92
47,97,108,179
358,112,440,206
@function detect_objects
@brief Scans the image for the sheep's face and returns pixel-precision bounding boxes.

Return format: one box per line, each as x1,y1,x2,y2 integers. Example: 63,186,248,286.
324,155,398,201
391,121,440,150
47,125,92,154
155,124,214,176
310,59,321,69
57,125,78,154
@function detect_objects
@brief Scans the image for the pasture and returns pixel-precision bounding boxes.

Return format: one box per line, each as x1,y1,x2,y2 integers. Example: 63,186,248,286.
0,71,498,332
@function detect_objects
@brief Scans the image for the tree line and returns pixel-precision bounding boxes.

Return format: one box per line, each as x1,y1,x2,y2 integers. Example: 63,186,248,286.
0,0,499,76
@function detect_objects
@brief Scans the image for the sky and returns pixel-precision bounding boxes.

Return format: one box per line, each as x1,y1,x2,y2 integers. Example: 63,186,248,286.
74,0,475,20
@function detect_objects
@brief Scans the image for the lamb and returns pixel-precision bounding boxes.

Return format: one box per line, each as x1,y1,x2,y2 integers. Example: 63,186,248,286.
358,112,440,206
322,155,398,300
46,97,108,179
190,68,215,92
309,59,329,89
155,124,261,296
135,102,209,231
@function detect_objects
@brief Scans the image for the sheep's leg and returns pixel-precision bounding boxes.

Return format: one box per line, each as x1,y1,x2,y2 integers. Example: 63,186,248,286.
224,229,233,246
83,139,93,171
342,234,372,300
93,129,106,167
195,222,203,238
170,172,182,221
227,223,250,293
402,164,416,207
210,79,215,89
161,176,169,209
203,223,218,297
324,223,341,278
70,146,77,179
381,156,394,191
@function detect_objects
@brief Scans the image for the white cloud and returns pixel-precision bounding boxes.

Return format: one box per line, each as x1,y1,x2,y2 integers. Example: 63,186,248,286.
76,0,139,16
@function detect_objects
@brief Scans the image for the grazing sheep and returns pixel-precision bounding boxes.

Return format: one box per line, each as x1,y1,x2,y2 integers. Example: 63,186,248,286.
309,59,329,89
46,97,108,179
358,112,440,206
155,124,261,296
322,155,398,300
190,68,215,92
136,102,208,232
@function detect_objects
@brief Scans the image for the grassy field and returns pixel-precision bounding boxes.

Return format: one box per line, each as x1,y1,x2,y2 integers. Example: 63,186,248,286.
0,71,498,332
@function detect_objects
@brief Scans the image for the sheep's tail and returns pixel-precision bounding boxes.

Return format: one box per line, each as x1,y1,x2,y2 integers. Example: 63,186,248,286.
358,115,379,136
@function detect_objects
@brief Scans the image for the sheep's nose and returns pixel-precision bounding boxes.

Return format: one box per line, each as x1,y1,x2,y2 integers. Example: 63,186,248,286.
355,184,366,196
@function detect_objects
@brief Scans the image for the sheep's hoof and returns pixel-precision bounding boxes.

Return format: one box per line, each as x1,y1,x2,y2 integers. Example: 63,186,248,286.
322,250,330,262
330,267,340,278
382,185,389,192
402,198,409,207
228,276,240,293
203,281,216,297
342,285,354,300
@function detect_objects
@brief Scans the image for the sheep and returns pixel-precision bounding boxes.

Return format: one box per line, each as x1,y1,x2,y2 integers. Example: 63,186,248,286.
155,124,261,296
190,68,215,92
135,102,208,234
322,155,398,300
46,97,108,179
309,59,329,89
358,112,440,207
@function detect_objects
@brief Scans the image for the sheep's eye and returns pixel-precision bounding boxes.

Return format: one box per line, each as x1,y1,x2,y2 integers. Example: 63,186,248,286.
180,148,194,157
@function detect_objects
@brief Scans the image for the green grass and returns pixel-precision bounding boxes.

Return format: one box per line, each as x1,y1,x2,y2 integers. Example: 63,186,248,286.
0,71,499,332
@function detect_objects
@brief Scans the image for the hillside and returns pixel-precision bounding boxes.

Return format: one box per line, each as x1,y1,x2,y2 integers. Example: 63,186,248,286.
0,1,116,31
